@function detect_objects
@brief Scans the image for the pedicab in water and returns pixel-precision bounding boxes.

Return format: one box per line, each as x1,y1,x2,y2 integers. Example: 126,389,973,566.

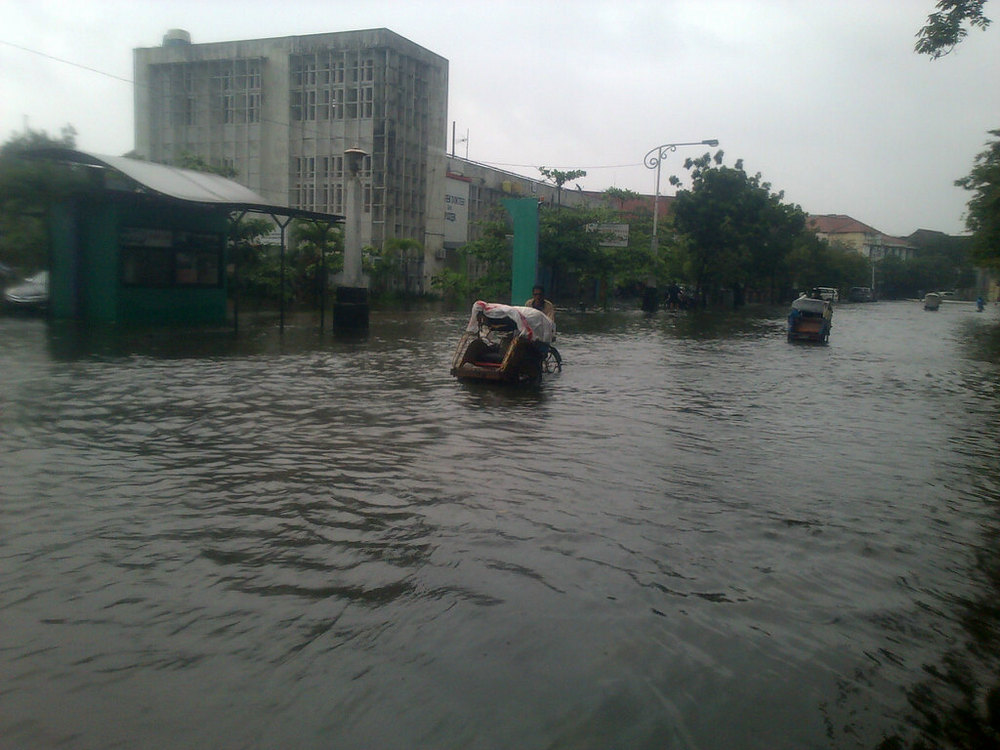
787,295,833,343
450,301,561,384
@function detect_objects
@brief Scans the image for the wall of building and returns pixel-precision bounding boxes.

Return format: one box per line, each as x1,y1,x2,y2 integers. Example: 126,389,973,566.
442,155,602,248
134,29,447,292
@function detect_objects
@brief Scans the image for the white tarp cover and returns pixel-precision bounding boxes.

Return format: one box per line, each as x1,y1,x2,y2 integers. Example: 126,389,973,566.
791,297,829,314
465,301,556,344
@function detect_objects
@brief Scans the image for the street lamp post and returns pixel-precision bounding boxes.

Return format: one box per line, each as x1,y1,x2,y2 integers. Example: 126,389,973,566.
644,139,719,253
334,146,370,331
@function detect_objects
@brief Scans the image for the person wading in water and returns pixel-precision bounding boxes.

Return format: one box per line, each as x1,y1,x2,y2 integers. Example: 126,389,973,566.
525,285,555,322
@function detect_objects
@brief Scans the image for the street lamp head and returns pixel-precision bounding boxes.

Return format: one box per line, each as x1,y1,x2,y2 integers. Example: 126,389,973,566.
344,147,368,176
702,139,719,147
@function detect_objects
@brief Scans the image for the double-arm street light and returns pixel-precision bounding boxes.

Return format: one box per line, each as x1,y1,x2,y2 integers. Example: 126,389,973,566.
644,139,719,252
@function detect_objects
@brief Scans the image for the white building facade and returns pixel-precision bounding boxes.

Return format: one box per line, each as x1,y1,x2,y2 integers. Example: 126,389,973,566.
134,28,448,289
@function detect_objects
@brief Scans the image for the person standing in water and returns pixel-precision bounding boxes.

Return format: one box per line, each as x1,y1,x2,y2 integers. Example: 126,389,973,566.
525,285,555,322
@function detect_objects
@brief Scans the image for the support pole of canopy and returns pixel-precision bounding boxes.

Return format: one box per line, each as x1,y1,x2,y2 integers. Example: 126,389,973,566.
318,221,330,332
280,221,286,333
230,210,247,335
272,214,293,334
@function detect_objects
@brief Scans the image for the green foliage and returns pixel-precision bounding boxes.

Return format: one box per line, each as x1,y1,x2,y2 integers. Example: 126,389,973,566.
229,218,344,308
364,237,423,296
457,217,513,301
229,218,282,303
429,268,472,305
955,129,1000,269
289,219,343,304
176,151,238,178
538,166,587,207
0,125,86,272
786,238,871,294
539,204,602,283
602,187,641,210
538,167,587,187
916,0,992,58
670,152,808,304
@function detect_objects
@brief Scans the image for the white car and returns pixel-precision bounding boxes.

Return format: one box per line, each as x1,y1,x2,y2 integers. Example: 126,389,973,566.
814,286,839,302
3,270,49,312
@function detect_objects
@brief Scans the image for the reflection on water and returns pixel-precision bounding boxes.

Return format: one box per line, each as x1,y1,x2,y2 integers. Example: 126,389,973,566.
2,301,1000,749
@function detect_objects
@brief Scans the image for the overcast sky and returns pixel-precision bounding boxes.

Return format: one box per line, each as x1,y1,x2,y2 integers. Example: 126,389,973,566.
1,0,997,236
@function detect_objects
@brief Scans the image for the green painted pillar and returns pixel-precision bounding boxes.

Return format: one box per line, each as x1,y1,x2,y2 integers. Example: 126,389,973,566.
503,198,538,305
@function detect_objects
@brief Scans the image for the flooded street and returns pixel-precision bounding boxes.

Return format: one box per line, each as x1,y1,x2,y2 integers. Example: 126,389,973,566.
3,301,1000,749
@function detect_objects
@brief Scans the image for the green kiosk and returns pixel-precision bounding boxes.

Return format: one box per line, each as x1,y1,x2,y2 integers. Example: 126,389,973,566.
34,149,343,328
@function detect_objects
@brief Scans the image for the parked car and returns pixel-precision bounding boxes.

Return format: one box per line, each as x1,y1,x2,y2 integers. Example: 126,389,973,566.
814,286,839,302
848,286,874,302
3,270,49,313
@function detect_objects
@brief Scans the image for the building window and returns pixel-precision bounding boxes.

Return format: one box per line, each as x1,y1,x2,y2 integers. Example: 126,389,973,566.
120,229,223,288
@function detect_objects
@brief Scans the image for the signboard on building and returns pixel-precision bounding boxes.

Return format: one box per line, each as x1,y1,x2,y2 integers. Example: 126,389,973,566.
587,223,630,247
445,176,470,245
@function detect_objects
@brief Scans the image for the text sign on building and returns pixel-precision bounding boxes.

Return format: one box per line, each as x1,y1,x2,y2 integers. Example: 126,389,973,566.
445,177,470,245
587,223,630,247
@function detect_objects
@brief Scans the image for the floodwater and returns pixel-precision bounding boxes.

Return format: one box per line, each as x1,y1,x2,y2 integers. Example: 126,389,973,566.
3,301,1000,749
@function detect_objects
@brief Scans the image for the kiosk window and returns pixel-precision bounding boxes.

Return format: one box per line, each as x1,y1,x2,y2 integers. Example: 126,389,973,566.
121,229,223,288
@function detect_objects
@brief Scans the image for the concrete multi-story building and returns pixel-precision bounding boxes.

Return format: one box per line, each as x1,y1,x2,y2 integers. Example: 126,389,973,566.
134,28,448,288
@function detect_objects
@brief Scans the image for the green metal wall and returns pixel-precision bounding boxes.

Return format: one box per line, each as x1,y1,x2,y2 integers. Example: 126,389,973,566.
48,195,228,325
503,198,539,305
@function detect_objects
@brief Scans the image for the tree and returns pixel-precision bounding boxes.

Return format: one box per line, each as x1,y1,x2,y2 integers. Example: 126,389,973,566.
0,125,84,272
955,129,1000,268
175,151,238,178
290,219,343,304
229,217,282,306
916,0,992,58
538,167,587,207
602,186,640,211
456,215,513,301
670,152,807,306
538,204,604,300
364,237,423,296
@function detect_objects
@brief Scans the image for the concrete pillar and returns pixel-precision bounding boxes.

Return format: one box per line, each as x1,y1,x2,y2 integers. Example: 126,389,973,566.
335,147,369,331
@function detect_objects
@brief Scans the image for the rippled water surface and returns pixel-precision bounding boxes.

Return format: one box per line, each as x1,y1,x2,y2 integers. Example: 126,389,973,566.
3,301,1000,749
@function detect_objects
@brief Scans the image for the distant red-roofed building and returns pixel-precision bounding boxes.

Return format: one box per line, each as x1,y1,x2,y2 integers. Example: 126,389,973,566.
808,214,916,261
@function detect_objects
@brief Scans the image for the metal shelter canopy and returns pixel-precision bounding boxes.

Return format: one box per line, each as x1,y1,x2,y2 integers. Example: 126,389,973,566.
31,148,346,333
29,148,344,224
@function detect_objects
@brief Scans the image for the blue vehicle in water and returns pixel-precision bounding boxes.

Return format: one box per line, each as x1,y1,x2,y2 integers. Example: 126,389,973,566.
787,294,832,344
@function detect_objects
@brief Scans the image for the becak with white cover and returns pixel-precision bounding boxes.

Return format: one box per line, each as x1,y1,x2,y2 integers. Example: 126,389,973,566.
452,301,560,383
465,301,556,343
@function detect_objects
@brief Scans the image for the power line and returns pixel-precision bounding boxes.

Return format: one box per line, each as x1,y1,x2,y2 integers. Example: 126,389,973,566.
1,37,646,175
482,160,643,170
0,39,134,84
0,38,322,142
